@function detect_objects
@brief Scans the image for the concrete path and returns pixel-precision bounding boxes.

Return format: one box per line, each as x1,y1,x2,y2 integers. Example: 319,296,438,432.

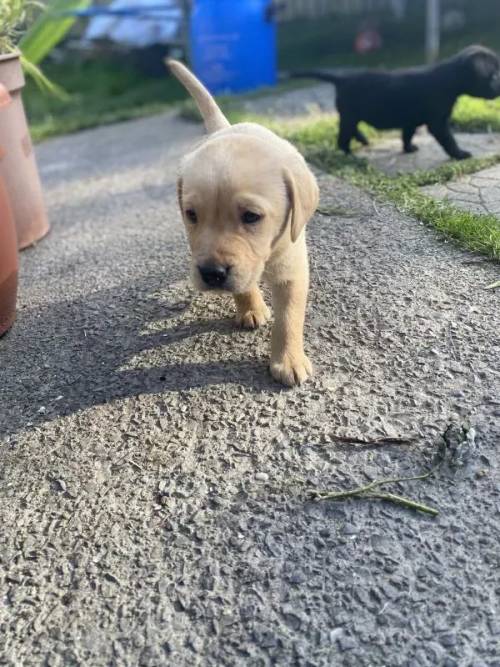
360,130,500,175
1,111,499,667
422,163,500,216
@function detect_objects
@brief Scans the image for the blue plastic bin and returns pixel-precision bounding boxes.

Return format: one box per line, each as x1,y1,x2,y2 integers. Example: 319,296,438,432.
190,0,277,95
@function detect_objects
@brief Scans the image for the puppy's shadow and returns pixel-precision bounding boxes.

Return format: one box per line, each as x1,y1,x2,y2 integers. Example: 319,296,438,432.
0,277,280,438
137,313,242,351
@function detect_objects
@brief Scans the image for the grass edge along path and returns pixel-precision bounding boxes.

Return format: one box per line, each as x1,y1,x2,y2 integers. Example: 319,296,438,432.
272,115,500,260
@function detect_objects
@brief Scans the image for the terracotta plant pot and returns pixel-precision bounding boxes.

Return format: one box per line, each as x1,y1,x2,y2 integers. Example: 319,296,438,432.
0,51,49,250
0,171,18,337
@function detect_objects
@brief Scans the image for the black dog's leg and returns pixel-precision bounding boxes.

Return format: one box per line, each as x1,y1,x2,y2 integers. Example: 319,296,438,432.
402,126,418,153
428,120,472,160
338,117,354,154
354,127,369,146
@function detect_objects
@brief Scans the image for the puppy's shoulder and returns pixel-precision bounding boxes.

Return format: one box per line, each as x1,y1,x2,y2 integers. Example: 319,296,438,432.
182,120,308,171
230,122,305,157
229,122,281,139
208,121,282,145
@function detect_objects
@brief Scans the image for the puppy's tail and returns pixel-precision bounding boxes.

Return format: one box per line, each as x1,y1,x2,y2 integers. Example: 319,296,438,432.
288,69,344,85
166,59,230,134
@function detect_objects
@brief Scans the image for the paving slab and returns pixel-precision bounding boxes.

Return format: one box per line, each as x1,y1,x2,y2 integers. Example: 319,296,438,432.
1,111,500,667
422,163,500,215
360,130,500,175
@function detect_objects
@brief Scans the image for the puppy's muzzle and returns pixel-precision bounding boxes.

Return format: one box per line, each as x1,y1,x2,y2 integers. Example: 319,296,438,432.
198,263,231,289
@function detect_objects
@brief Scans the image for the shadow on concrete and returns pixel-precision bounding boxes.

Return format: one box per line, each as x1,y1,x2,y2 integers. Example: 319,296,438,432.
0,276,279,439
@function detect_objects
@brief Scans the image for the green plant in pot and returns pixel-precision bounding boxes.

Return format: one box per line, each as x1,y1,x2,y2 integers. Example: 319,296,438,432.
0,0,89,250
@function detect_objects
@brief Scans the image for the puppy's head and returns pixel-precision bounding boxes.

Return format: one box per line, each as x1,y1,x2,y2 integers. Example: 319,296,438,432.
458,45,500,99
177,134,317,294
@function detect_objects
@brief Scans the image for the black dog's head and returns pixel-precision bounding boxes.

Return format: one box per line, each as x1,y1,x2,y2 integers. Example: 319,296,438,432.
457,45,500,99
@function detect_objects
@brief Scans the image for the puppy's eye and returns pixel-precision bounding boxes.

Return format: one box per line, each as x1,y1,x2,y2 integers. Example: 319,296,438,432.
185,209,197,223
241,211,262,224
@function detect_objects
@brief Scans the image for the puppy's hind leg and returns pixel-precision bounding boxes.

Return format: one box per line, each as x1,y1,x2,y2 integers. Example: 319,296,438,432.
338,116,355,154
234,287,271,329
354,126,370,146
402,126,418,153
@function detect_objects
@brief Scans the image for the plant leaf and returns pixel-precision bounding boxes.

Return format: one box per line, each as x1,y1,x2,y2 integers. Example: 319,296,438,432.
19,0,91,66
19,53,68,99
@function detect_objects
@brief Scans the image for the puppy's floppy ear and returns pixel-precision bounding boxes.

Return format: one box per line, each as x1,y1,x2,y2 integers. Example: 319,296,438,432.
462,45,499,77
283,164,319,243
471,51,497,77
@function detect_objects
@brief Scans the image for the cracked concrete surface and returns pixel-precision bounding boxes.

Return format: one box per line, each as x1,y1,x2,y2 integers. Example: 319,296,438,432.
360,130,500,175
422,163,500,215
1,111,500,667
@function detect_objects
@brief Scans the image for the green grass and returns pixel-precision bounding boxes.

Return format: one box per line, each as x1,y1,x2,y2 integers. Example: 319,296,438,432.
24,57,187,141
367,170,500,259
272,116,500,260
453,96,500,132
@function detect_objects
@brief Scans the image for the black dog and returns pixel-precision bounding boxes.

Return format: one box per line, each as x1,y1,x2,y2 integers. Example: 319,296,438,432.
292,46,500,159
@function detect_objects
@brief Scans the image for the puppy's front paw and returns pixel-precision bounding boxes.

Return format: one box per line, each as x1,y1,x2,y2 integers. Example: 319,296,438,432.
454,149,472,160
270,352,313,387
236,303,271,329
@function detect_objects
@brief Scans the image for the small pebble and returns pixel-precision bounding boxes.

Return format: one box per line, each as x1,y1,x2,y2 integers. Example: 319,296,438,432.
255,472,269,482
439,633,458,648
329,627,343,642
338,636,357,652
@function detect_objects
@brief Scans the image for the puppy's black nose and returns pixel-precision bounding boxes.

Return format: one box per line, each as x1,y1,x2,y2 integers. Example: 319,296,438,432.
198,264,230,287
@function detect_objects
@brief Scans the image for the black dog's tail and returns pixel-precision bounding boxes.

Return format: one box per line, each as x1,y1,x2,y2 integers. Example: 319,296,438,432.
288,69,345,85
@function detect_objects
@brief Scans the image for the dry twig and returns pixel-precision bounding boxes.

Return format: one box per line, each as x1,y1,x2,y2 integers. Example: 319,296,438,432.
310,432,452,517
328,435,414,446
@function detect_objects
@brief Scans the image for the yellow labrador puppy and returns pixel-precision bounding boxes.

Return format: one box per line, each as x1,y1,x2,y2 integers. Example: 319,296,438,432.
168,60,319,386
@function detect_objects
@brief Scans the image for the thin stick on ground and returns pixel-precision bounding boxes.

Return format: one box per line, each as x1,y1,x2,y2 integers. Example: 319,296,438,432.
311,440,447,516
313,487,438,516
327,435,414,446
